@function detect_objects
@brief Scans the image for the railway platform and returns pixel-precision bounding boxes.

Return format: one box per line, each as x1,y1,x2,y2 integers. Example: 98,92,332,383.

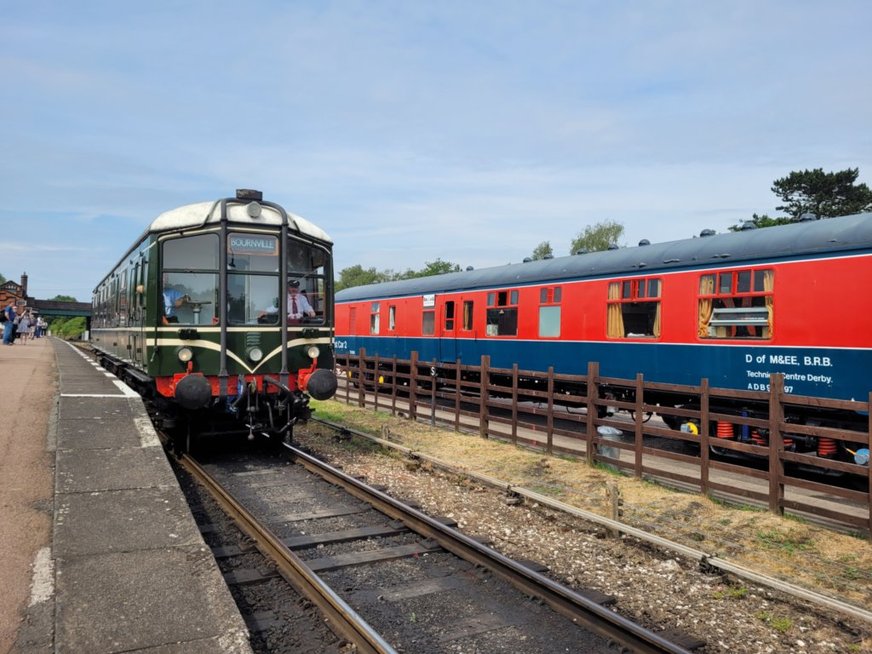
5,337,251,653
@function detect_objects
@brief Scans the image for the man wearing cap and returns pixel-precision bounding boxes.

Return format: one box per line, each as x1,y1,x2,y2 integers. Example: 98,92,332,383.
260,280,316,322
286,279,315,321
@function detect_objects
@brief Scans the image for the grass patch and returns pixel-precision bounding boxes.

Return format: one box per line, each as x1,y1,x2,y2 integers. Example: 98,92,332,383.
755,529,814,555
756,611,793,633
713,585,748,600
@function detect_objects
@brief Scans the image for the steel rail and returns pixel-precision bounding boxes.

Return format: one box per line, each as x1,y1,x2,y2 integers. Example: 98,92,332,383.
283,441,693,654
312,416,872,627
177,453,397,654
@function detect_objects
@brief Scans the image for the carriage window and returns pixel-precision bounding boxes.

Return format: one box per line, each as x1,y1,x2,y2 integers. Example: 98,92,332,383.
422,310,435,335
486,289,518,337
607,277,661,338
539,286,561,338
699,269,773,339
462,300,474,331
389,305,396,331
444,301,455,331
370,302,380,334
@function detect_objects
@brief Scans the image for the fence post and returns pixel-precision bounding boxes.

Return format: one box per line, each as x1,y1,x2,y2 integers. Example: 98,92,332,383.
357,348,366,408
634,373,644,478
390,356,398,416
511,364,519,446
867,392,871,538
430,358,437,426
699,378,710,497
768,373,786,516
373,353,380,412
409,351,418,422
585,361,599,465
454,358,462,432
479,355,490,439
546,366,555,455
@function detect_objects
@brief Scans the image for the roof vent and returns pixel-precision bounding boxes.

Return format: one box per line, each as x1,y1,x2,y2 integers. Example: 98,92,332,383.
466,266,474,271
638,239,650,246
739,221,757,231
523,257,532,263
799,213,818,222
699,228,716,237
607,244,619,250
573,248,589,255
543,253,554,259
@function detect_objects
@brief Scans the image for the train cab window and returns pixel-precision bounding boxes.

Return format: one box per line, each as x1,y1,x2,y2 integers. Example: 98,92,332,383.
538,286,562,338
161,234,220,326
422,310,435,336
462,300,474,331
370,302,380,334
607,277,661,338
287,241,330,323
444,301,455,331
388,305,396,331
486,289,518,337
699,269,773,339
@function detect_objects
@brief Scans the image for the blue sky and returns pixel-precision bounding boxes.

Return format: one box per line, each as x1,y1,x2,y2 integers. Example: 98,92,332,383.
2,1,870,301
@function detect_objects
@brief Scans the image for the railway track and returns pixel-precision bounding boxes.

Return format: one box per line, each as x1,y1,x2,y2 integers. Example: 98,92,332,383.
172,436,700,653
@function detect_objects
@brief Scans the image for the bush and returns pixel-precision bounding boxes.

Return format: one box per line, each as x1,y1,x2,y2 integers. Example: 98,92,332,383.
49,317,87,340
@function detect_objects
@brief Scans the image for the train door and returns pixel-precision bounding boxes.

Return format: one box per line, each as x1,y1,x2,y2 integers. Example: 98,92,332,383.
439,298,457,361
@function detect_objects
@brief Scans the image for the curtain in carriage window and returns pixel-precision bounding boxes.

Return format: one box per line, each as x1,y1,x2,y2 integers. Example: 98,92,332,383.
698,274,715,337
606,282,624,338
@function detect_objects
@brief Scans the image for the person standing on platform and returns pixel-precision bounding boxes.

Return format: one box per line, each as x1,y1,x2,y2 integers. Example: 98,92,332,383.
2,302,17,345
16,310,31,344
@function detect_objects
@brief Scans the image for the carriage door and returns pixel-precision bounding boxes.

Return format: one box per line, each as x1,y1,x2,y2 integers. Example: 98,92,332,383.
440,298,457,361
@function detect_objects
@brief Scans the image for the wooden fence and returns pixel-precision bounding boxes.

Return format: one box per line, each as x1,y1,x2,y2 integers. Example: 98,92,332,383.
335,349,871,536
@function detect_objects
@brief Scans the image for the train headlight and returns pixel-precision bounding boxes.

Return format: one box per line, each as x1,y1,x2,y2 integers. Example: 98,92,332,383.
307,345,320,359
245,201,262,218
177,347,193,363
248,347,264,363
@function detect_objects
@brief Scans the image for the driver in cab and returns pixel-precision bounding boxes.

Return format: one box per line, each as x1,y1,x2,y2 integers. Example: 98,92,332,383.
259,279,315,323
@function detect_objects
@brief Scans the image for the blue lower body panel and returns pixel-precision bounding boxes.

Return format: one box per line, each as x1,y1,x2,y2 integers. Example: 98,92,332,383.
334,336,869,403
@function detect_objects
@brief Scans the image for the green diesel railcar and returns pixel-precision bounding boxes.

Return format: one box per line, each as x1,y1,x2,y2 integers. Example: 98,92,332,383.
91,189,337,442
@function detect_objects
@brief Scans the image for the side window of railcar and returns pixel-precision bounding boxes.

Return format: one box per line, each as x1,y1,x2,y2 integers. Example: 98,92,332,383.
388,305,396,331
607,277,661,338
485,290,518,337
161,234,219,326
538,286,561,338
422,310,435,336
698,269,773,339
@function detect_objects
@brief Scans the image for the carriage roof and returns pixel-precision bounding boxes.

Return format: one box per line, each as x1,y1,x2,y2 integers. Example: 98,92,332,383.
336,212,872,302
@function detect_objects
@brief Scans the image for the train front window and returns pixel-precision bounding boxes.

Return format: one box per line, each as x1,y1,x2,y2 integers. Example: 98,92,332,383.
161,272,218,326
287,240,330,324
161,234,219,326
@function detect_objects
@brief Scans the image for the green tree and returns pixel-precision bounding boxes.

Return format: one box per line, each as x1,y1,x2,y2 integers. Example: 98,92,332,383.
335,265,391,292
530,241,553,260
400,258,460,279
0,272,6,284
569,220,624,254
50,294,78,302
771,168,872,221
728,213,793,232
